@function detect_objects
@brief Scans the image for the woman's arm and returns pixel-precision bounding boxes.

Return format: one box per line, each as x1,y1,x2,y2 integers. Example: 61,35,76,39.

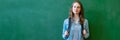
83,19,90,39
62,19,69,39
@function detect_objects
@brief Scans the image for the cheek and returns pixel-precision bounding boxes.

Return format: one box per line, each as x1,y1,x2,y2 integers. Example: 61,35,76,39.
78,9,81,12
73,8,76,12
72,8,76,12
76,8,81,13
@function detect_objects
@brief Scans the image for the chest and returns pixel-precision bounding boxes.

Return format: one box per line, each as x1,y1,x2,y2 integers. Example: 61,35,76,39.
71,23,82,31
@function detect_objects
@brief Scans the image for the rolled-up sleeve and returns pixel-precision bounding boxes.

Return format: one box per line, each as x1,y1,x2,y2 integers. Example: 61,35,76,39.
62,19,69,39
84,19,90,39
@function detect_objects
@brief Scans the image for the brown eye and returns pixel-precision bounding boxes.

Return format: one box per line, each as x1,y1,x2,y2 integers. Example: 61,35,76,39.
77,6,80,8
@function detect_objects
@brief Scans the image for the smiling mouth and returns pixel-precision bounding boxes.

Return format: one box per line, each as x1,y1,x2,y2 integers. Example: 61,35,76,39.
76,11,78,12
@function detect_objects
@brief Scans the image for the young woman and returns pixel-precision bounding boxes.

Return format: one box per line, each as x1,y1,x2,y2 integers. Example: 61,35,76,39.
62,0,90,40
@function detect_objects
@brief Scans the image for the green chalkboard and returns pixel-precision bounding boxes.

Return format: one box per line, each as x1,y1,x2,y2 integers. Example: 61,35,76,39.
81,0,120,40
0,0,120,40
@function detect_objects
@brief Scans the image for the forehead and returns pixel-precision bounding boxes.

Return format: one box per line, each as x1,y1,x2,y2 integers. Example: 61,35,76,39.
73,2,81,6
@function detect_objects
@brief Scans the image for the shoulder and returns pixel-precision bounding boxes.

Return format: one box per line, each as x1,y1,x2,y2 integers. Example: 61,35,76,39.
84,19,88,22
84,18,88,24
63,18,69,24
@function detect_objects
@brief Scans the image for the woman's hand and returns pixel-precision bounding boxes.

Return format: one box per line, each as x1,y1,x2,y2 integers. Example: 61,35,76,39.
65,31,69,36
83,29,87,37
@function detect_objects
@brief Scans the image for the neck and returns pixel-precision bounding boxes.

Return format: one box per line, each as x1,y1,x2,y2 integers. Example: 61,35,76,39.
73,13,79,23
74,13,79,19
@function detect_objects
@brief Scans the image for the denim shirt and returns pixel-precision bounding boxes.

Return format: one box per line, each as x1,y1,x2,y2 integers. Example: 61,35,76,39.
62,18,90,40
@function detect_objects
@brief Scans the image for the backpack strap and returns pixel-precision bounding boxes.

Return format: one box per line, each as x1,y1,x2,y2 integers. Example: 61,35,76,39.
81,20,85,40
65,18,71,39
67,17,71,33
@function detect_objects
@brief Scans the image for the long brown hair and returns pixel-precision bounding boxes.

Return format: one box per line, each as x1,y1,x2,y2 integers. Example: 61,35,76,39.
69,0,84,25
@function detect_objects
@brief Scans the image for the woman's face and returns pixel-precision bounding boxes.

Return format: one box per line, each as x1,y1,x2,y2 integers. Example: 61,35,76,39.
72,2,81,14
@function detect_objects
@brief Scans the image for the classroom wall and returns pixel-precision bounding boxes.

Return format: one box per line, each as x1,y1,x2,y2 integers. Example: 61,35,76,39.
0,0,120,40
81,0,120,40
